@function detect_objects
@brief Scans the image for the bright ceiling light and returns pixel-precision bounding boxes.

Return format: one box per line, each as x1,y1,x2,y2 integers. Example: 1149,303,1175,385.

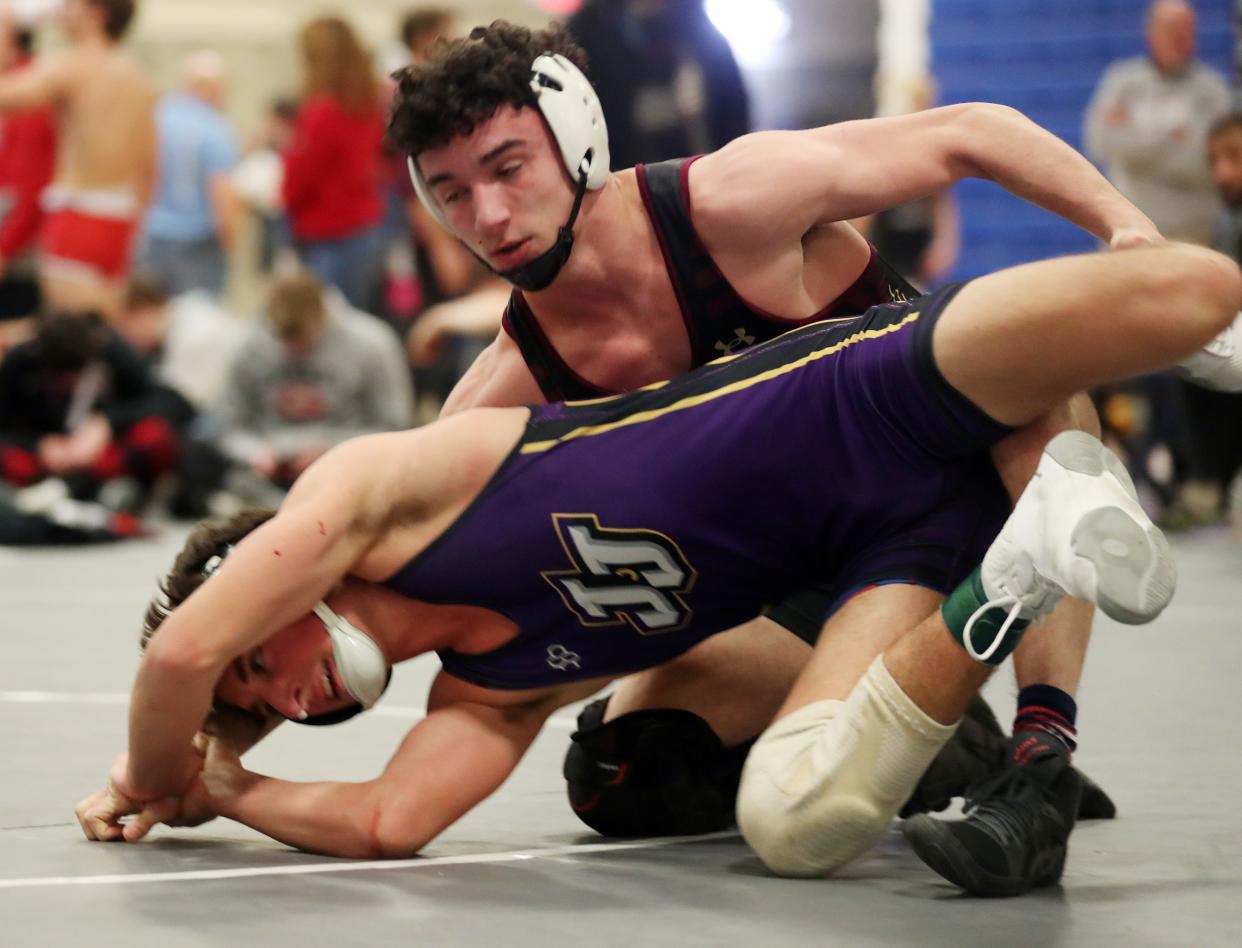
705,0,791,66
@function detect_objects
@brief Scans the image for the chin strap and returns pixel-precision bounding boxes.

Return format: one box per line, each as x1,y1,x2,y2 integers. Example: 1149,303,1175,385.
486,157,592,292
312,601,390,709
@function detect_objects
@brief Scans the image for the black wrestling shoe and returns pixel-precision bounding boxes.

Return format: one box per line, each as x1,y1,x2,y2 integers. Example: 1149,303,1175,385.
899,693,1116,821
901,732,1083,897
900,696,1006,818
1076,768,1117,820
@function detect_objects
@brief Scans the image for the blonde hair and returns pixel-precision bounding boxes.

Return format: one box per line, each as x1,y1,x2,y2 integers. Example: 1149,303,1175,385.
299,16,379,114
266,270,326,343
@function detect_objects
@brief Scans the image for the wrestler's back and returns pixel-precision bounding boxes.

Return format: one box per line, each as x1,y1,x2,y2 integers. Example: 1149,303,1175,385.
54,46,154,192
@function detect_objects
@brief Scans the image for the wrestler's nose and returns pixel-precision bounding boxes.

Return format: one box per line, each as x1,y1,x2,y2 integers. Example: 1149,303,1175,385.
474,184,510,235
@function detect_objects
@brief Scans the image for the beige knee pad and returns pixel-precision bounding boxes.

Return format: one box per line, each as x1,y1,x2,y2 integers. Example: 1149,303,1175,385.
737,656,957,877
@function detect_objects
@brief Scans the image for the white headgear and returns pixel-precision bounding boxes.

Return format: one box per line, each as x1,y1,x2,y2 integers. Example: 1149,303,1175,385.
408,52,610,228
182,547,390,717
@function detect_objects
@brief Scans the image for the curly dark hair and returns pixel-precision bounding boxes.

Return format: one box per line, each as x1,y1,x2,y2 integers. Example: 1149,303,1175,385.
141,508,276,651
387,19,589,158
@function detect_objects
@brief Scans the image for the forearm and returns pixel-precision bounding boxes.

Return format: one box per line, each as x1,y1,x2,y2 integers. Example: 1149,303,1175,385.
219,773,415,858
963,104,1157,240
127,657,218,799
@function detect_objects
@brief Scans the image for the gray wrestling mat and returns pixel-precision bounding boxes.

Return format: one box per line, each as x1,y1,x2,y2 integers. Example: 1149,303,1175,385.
2,527,1240,947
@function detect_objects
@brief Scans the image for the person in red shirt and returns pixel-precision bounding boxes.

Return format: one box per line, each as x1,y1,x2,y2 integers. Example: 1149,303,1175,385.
0,11,55,338
282,16,386,311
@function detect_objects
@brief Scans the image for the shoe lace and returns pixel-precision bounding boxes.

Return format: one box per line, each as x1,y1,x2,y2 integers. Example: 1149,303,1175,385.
961,596,1027,663
961,762,1056,844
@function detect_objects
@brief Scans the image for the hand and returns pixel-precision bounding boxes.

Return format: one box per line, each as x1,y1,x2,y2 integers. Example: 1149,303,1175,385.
37,434,72,473
74,781,144,842
251,449,279,479
193,735,253,810
64,414,112,468
1104,103,1130,128
286,446,326,479
101,738,224,842
408,312,448,368
76,755,185,844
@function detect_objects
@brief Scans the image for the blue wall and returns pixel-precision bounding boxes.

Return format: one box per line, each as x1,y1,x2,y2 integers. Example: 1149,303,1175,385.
932,0,1235,280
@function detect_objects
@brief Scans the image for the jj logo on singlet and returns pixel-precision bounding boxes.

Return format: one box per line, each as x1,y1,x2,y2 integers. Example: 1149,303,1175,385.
543,514,697,634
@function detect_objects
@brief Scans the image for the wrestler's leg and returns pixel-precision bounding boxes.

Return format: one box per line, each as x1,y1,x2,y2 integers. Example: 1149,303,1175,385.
994,395,1098,689
933,243,1241,427
567,586,975,837
737,431,1155,887
603,615,811,747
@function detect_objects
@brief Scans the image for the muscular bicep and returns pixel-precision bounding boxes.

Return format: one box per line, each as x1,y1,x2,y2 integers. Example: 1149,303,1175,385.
440,332,545,416
148,442,390,670
693,106,979,244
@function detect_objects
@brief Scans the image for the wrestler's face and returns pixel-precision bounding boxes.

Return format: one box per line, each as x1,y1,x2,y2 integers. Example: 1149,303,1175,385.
1210,126,1242,207
214,616,357,722
416,106,575,273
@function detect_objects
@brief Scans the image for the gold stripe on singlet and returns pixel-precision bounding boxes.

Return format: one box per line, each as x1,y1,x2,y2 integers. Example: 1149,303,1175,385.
519,310,921,455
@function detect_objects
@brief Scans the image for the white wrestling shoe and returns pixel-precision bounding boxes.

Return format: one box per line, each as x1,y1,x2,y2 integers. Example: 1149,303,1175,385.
976,432,1176,648
1173,311,1242,392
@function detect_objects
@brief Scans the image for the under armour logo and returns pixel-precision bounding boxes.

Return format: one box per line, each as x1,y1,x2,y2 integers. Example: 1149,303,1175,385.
546,644,582,671
714,327,756,355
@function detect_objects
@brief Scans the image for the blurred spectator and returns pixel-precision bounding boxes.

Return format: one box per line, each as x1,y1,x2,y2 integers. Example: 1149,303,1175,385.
1084,0,1233,525
0,311,192,508
283,17,386,310
400,7,456,63
0,0,156,322
567,0,751,168
1084,0,1231,245
232,97,298,274
113,272,249,411
374,9,465,328
111,273,251,519
387,9,505,414
138,50,241,298
0,9,54,340
213,270,413,494
1177,112,1242,530
1211,112,1242,258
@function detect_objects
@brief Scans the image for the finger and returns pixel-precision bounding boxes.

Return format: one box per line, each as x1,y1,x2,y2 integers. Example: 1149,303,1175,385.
122,797,180,842
78,807,125,842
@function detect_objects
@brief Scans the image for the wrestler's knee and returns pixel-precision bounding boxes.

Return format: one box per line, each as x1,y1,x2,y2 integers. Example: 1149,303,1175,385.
737,658,956,878
563,698,750,837
991,392,1101,496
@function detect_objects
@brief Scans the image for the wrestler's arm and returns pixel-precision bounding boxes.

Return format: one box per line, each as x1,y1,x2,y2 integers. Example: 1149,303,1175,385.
690,103,1159,250
121,435,405,801
439,331,545,416
0,54,69,111
197,686,558,857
